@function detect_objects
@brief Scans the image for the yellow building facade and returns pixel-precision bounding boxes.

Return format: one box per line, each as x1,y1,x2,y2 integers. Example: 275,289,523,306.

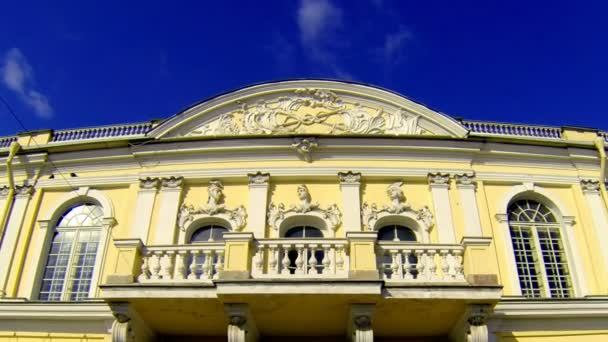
0,80,607,341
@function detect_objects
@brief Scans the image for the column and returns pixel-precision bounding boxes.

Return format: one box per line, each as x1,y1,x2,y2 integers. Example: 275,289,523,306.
132,177,159,243
110,303,154,342
580,179,608,279
347,304,375,342
339,171,362,233
248,172,270,238
153,176,183,245
466,304,491,342
455,173,482,237
346,232,378,280
428,173,456,243
0,185,33,297
225,303,259,342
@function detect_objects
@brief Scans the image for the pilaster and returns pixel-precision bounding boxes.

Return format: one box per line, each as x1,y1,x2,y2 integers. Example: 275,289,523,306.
347,304,375,342
346,232,378,280
248,172,270,238
0,184,33,298
110,302,154,342
466,304,491,342
153,176,183,245
455,173,483,237
132,178,160,243
428,173,456,243
580,179,608,286
224,303,259,342
339,171,362,233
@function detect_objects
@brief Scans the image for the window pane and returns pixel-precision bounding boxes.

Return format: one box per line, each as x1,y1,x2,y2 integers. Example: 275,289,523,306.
537,227,572,298
190,225,228,242
509,225,542,298
39,231,74,301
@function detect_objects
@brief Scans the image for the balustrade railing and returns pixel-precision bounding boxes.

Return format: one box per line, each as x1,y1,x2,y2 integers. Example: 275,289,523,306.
462,120,562,139
50,122,154,143
137,243,224,283
252,239,349,278
376,242,465,282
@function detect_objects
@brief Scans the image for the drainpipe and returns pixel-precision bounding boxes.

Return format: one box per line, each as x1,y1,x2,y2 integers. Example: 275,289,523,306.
0,142,21,242
594,136,608,211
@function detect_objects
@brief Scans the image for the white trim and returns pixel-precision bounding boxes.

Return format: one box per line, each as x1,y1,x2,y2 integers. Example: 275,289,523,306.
580,189,608,280
132,186,158,243
457,184,483,236
0,192,32,297
371,213,430,243
26,188,116,300
153,186,183,245
339,179,362,234
429,183,456,243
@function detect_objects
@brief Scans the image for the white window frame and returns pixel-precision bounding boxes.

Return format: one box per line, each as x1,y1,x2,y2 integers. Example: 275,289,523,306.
26,187,115,301
496,184,587,298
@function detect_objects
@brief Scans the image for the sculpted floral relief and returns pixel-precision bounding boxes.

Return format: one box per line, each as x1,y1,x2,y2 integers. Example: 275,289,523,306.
178,180,247,231
362,182,434,233
189,88,425,137
267,185,341,232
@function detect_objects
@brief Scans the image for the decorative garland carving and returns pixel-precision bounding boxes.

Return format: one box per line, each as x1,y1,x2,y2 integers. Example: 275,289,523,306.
178,180,247,231
267,184,341,232
190,88,424,136
362,182,434,233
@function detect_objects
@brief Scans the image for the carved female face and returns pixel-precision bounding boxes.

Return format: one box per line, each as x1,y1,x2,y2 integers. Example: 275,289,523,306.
388,186,403,201
297,185,310,201
209,185,222,202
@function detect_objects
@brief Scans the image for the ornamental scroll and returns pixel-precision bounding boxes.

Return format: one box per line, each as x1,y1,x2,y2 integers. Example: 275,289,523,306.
188,89,427,137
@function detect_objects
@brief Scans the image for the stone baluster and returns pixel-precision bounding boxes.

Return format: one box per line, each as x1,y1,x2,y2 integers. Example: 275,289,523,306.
427,249,438,280
336,245,345,273
254,246,264,275
402,249,413,280
138,253,150,282
453,249,465,281
415,250,426,281
174,251,188,280
160,251,174,280
308,244,318,274
322,245,331,275
268,245,278,275
440,250,451,281
150,252,162,280
295,246,305,275
214,250,224,280
188,250,200,280
201,250,213,279
281,245,291,275
390,250,401,280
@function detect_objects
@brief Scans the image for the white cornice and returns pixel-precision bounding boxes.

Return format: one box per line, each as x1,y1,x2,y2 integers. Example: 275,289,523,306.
0,301,113,320
492,298,608,318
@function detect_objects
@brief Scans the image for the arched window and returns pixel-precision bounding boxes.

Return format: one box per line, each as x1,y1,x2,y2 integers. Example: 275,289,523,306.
189,224,229,242
284,226,324,274
39,204,104,301
377,225,418,279
508,199,572,298
377,225,416,242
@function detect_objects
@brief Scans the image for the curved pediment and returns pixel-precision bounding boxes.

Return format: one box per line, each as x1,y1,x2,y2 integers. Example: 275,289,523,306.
149,80,468,139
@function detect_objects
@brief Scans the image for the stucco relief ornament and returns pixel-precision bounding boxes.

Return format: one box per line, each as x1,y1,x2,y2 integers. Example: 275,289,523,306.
362,182,434,233
580,179,600,193
178,180,247,231
190,88,424,136
292,137,317,163
267,184,341,232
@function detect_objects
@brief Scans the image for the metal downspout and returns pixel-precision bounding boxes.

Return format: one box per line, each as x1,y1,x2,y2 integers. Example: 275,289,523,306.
594,136,608,211
0,142,20,243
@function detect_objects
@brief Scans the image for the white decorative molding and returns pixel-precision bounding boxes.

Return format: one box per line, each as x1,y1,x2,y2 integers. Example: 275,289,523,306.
248,172,270,238
581,179,600,193
428,173,456,243
348,304,375,342
138,177,160,190
361,182,433,242
14,184,33,197
467,304,491,342
248,172,270,185
160,176,183,189
428,172,450,188
188,88,425,137
338,171,361,184
267,184,341,235
292,137,317,163
454,172,475,187
0,186,9,198
179,180,247,232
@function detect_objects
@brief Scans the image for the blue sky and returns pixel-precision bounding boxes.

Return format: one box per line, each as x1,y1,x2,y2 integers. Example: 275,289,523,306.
1,0,607,136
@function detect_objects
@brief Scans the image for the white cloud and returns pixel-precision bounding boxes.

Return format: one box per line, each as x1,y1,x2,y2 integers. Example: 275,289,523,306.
381,29,412,67
1,48,53,118
297,0,352,79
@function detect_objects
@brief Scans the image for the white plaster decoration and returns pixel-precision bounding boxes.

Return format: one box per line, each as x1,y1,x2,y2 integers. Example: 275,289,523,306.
178,180,247,233
339,171,362,233
0,185,10,198
248,172,270,238
131,178,160,243
560,216,588,296
189,88,425,137
361,181,433,242
428,173,456,244
153,177,184,245
348,304,375,342
224,303,258,342
292,137,317,163
455,173,483,237
109,303,153,342
495,213,522,296
466,304,491,342
579,181,608,290
267,184,341,236
580,179,600,193
0,185,33,297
